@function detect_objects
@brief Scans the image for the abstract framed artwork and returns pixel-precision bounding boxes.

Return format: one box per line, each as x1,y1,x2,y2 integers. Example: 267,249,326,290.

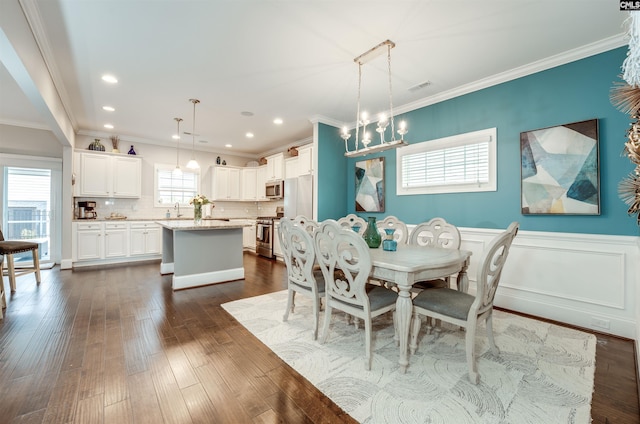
355,157,385,212
520,118,600,215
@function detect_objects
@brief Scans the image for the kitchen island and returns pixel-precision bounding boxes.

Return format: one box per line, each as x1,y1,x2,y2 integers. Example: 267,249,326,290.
156,220,249,290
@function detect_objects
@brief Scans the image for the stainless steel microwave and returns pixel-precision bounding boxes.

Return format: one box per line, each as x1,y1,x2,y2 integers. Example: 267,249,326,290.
265,180,284,199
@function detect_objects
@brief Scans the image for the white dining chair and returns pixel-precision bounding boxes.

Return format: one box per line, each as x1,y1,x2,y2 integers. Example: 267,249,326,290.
314,219,397,370
292,215,318,235
337,214,367,235
410,222,519,384
376,215,409,244
406,217,463,333
409,217,462,290
279,217,325,340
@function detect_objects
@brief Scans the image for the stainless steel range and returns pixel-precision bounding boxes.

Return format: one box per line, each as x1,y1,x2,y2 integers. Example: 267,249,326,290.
256,217,275,258
256,207,284,259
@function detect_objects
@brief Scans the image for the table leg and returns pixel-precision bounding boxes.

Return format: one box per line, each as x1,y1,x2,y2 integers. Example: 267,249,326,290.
394,272,413,373
457,257,470,293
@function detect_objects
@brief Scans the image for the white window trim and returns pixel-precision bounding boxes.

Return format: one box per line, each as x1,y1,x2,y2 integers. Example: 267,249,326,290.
396,127,497,195
153,163,200,207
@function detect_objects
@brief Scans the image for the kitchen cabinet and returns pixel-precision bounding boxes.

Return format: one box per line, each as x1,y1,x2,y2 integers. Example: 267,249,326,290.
75,151,141,198
256,165,268,201
285,157,299,179
73,220,161,265
297,144,314,176
242,168,258,201
265,153,284,181
273,220,282,259
211,166,242,201
104,222,128,258
74,221,128,261
74,222,104,261
130,222,161,255
237,220,256,250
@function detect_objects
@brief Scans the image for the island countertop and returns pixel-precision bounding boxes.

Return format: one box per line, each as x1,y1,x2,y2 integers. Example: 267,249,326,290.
155,220,250,230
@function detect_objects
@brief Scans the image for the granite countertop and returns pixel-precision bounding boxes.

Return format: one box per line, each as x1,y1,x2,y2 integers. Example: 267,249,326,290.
155,220,250,230
74,217,256,222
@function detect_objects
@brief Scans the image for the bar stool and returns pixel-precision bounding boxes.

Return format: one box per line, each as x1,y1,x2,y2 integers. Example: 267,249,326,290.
0,229,41,293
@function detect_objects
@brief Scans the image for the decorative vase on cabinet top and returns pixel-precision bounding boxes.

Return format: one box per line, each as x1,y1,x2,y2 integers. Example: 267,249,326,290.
363,216,381,248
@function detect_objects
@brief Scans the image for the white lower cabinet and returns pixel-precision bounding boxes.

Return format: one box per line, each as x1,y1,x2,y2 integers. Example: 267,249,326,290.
104,223,128,258
130,223,161,255
242,220,256,250
75,222,104,261
273,221,282,259
73,221,161,266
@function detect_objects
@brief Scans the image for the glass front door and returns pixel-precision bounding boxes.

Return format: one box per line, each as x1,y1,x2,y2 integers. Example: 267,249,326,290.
3,167,54,265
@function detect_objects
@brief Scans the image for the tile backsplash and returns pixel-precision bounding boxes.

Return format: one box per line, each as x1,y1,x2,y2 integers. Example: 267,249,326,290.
74,196,283,220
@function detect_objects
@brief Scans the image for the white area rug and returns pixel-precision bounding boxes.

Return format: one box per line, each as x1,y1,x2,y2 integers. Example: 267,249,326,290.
222,290,596,423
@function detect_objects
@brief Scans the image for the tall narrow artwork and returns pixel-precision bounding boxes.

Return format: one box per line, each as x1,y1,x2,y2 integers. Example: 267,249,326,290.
355,157,385,212
520,119,600,215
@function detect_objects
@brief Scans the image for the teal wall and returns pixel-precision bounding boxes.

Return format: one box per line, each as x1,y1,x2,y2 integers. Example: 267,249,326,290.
316,122,348,221
317,47,638,236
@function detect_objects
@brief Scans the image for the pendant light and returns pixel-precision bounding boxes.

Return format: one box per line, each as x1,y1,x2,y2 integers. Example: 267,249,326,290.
186,98,200,169
172,117,183,176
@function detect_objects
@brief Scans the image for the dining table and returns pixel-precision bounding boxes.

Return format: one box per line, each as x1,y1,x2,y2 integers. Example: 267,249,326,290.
368,245,472,373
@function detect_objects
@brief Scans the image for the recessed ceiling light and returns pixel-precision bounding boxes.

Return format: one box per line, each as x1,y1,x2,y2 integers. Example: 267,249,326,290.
101,74,118,84
241,111,254,117
245,132,254,138
102,106,115,112
225,144,232,148
172,134,180,140
273,118,283,125
104,123,114,129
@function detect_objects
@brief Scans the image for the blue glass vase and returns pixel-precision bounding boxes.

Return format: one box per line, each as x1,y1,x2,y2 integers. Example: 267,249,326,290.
382,228,397,251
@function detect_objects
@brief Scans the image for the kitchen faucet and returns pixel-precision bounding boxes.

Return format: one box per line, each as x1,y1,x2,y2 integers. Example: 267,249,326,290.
174,202,183,217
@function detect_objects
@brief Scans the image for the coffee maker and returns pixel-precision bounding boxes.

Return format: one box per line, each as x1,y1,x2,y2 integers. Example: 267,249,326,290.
77,201,97,219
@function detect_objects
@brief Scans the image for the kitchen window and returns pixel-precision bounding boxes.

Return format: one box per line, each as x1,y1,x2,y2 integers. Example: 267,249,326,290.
154,164,199,206
396,127,497,195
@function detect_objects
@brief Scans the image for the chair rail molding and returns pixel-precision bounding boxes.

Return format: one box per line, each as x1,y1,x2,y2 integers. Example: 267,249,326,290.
404,225,639,340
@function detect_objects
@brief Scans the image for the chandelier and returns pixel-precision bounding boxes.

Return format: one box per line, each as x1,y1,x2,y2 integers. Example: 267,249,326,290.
341,40,408,158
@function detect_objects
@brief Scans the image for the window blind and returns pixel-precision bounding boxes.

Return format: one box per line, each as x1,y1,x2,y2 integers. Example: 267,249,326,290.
401,141,489,188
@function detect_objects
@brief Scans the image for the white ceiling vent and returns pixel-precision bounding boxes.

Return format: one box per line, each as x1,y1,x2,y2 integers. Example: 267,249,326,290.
408,80,432,92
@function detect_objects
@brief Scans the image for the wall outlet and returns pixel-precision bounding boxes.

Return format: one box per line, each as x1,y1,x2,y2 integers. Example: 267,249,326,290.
590,317,610,330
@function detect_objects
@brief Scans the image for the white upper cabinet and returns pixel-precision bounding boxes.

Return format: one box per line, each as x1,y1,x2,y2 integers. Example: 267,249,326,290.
297,144,314,176
112,156,142,197
265,153,284,181
211,166,242,201
242,168,258,200
284,157,299,179
76,151,141,198
256,165,268,201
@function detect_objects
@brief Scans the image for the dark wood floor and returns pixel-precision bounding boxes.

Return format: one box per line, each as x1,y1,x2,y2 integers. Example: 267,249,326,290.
0,253,638,424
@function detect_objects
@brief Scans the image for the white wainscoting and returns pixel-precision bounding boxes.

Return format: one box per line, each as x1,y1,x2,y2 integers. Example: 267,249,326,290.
452,227,640,340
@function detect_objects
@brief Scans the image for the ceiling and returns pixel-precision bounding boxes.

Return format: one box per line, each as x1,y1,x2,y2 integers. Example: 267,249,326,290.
0,1,629,157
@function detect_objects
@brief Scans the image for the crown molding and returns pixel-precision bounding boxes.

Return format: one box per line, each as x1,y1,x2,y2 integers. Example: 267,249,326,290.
19,0,78,131
309,114,344,129
394,34,628,116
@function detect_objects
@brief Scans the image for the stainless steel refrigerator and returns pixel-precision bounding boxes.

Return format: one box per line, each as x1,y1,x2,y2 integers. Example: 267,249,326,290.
284,174,313,219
